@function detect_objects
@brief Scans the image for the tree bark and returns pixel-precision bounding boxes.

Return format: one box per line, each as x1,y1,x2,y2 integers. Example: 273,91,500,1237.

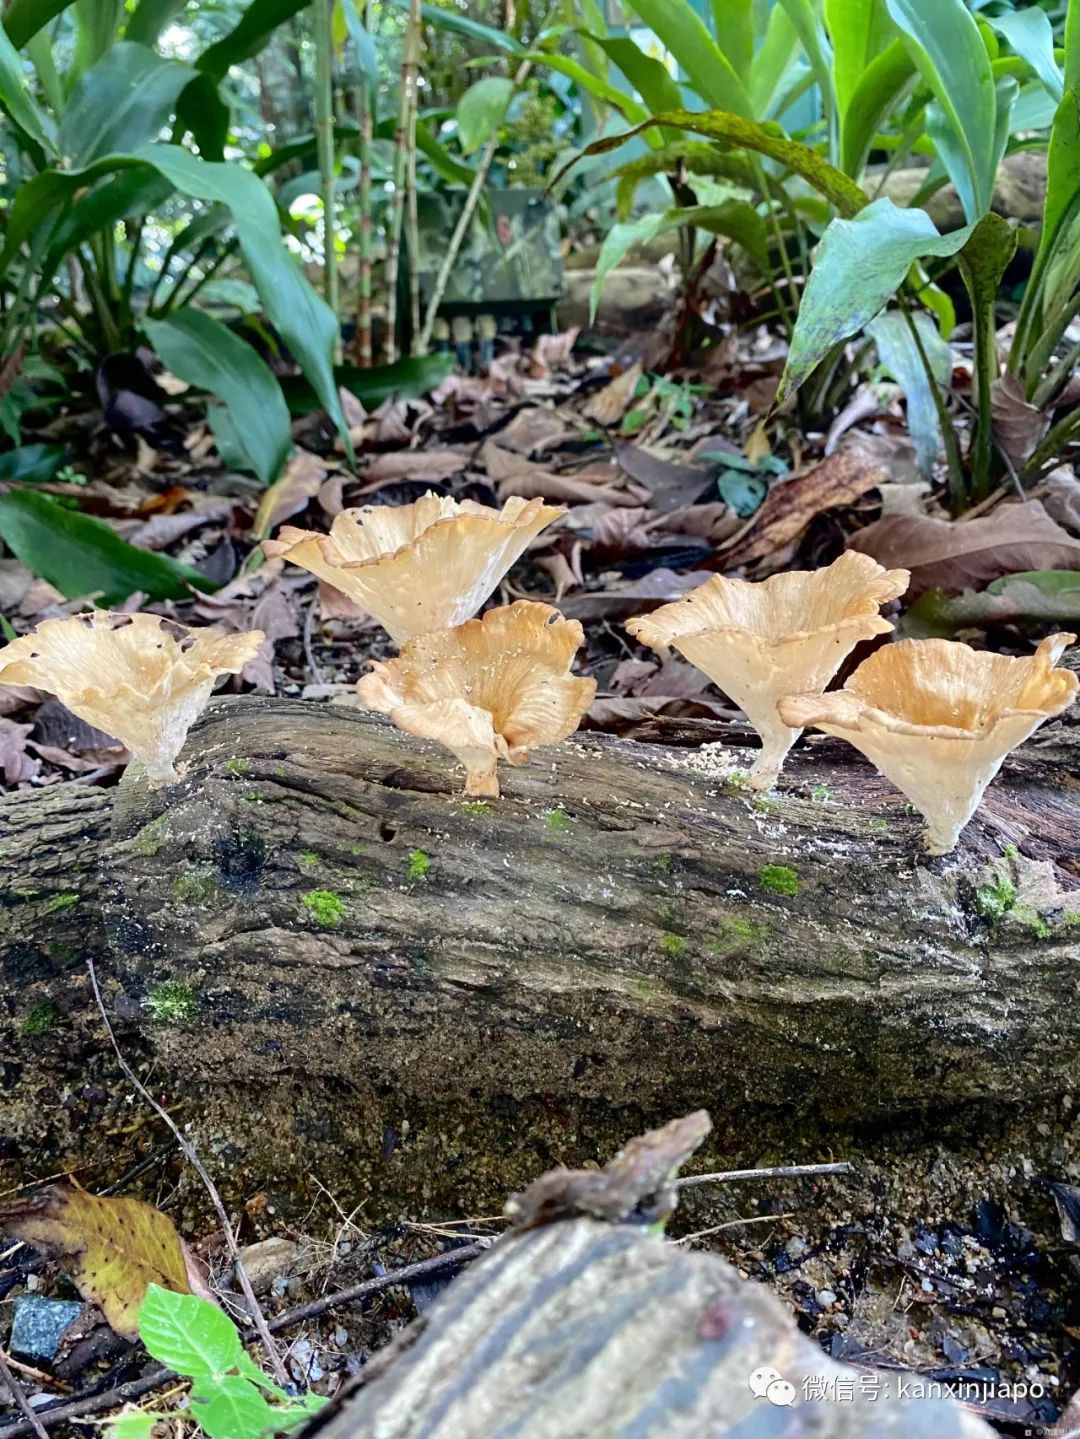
2,697,1078,1211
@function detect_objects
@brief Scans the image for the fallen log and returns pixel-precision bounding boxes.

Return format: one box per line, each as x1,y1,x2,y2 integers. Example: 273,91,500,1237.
2,695,1079,1210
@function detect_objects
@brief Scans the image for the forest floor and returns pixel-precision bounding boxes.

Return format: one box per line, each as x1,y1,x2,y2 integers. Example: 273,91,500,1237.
3,324,1080,1434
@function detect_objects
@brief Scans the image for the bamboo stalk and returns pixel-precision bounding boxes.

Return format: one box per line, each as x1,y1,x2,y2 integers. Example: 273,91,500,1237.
384,0,421,363
354,0,374,368
418,56,532,354
313,0,339,335
405,31,422,354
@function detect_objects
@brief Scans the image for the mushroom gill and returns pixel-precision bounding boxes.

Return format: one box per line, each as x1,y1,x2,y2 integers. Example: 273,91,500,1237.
264,491,564,646
356,600,596,797
625,551,910,790
779,634,1078,854
0,612,264,787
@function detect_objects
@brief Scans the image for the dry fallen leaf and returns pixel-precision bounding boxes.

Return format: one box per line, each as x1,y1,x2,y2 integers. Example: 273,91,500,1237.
850,499,1080,595
718,448,886,568
0,1186,190,1337
1042,468,1080,536
0,717,39,784
613,441,713,512
991,374,1048,469
582,362,643,427
362,450,467,485
253,450,328,540
497,406,572,455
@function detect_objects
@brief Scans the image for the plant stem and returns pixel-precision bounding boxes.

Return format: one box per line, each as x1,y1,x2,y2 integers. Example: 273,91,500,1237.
354,0,374,368
962,261,998,503
313,0,339,341
1020,404,1080,483
385,0,421,362
418,54,532,353
898,293,966,510
406,40,422,353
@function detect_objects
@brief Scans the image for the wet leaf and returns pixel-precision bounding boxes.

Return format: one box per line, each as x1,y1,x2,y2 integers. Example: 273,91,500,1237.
850,499,1080,595
0,1187,190,1337
901,571,1080,636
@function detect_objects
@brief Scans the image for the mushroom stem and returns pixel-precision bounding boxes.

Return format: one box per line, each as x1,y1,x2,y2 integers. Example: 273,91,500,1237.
745,722,799,793
465,767,501,799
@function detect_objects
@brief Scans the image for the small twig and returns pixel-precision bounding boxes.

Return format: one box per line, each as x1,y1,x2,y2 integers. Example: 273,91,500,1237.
302,603,325,687
676,1161,853,1190
85,959,289,1389
0,1244,490,1439
677,1212,795,1245
0,1349,48,1439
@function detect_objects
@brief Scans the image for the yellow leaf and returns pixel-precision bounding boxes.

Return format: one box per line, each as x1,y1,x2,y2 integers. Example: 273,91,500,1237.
744,420,772,464
0,1186,190,1337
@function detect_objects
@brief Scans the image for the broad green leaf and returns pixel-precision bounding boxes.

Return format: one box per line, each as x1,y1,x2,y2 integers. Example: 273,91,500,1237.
0,444,64,484
139,1286,243,1378
525,53,646,127
777,0,835,126
574,109,868,217
125,0,189,47
338,0,377,83
839,38,913,178
988,8,1062,101
73,0,124,76
411,0,523,52
0,1189,189,1339
779,198,975,400
3,0,76,49
624,0,753,117
456,76,514,154
107,1411,158,1439
189,1376,282,1439
143,309,291,487
867,309,953,476
958,210,1017,359
281,353,454,416
611,143,758,219
0,488,215,603
885,0,997,221
59,43,193,168
42,167,173,292
825,0,893,113
138,145,350,456
175,69,230,162
0,19,55,153
590,34,683,116
711,0,754,81
749,2,803,118
196,0,311,75
592,214,671,321
1066,0,1080,92
416,119,476,186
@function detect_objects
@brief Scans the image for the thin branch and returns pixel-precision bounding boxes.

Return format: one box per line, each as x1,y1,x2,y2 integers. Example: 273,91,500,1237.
676,1161,854,1190
0,1350,48,1439
84,959,289,1389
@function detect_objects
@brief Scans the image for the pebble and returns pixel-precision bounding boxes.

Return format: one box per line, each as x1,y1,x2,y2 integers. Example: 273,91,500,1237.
815,1289,837,1308
10,1297,83,1362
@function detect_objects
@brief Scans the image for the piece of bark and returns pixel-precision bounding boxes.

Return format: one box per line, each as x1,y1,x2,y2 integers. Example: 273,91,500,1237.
1,697,1078,1212
300,1215,991,1439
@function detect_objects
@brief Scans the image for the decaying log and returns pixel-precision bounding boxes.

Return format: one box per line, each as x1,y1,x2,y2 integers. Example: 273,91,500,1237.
1,695,1079,1210
301,1114,991,1439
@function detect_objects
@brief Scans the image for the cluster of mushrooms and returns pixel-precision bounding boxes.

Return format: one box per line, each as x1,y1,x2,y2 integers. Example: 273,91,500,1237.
1,491,1076,856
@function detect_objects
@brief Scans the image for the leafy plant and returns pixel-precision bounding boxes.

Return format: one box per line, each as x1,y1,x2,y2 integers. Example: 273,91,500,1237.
111,1285,324,1439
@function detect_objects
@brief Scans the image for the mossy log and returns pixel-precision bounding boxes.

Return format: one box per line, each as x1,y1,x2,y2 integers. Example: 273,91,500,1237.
1,696,1079,1211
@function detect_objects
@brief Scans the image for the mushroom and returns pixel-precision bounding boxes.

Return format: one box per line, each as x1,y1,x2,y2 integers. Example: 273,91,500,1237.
356,600,596,797
264,492,564,646
625,552,910,790
0,612,264,787
779,634,1079,854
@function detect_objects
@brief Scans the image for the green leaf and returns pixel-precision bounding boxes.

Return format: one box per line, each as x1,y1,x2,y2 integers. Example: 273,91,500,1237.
988,8,1062,102
190,1377,280,1439
125,0,189,47
196,0,311,76
59,43,194,168
776,0,835,127
41,167,173,291
838,39,914,178
623,0,753,117
591,34,684,115
456,76,514,154
107,1412,158,1439
0,444,64,484
591,214,669,321
338,0,377,83
139,1285,243,1378
824,0,893,114
574,109,868,217
410,0,523,53
524,52,647,128
749,1,804,118
0,19,55,153
143,309,291,487
281,353,454,416
779,197,975,400
3,0,76,50
137,145,350,457
711,0,754,81
885,0,997,221
0,490,215,604
416,119,475,186
867,309,953,477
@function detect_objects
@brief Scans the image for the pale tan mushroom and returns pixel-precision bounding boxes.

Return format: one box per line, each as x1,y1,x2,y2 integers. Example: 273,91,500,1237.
356,600,596,796
0,612,264,787
625,552,910,790
264,492,564,646
779,634,1078,854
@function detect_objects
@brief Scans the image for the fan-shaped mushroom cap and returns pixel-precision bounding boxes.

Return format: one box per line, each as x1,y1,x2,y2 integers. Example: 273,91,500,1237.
626,551,909,790
264,492,564,646
356,600,596,796
779,634,1078,853
0,612,263,787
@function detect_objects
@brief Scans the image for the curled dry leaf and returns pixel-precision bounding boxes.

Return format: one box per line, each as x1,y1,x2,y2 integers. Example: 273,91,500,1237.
357,600,596,797
583,363,644,427
0,612,264,785
627,551,909,789
265,492,563,645
362,450,468,486
0,716,39,784
0,1185,190,1338
850,500,1080,596
991,374,1048,469
613,441,714,512
253,450,329,540
717,448,887,569
780,634,1078,853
